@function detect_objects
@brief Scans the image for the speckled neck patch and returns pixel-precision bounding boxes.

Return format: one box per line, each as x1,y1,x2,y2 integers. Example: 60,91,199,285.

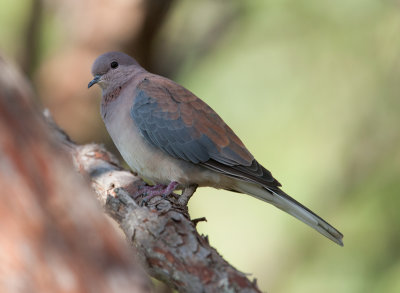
101,86,122,119
104,86,122,104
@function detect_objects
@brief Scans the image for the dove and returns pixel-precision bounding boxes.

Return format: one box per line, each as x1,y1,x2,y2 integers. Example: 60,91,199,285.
88,51,343,246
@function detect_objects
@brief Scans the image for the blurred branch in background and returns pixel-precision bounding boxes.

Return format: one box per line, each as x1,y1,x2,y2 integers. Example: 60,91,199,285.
20,0,43,78
123,0,175,71
151,1,243,77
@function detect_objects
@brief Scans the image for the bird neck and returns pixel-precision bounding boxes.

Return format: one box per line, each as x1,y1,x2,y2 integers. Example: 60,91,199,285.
101,66,147,119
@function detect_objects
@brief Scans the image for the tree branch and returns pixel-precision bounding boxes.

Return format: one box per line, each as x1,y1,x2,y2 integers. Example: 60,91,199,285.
49,118,262,293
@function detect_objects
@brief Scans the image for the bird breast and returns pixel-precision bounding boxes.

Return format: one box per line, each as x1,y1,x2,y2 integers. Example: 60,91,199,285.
101,87,223,188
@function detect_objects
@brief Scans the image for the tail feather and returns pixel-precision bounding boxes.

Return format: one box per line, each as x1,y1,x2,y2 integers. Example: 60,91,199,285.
234,181,343,246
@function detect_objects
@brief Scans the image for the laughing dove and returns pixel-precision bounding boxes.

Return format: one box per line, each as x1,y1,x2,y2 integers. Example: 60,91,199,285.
88,51,343,246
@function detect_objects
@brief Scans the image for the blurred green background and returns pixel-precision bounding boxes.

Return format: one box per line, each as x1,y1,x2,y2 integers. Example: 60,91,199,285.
2,0,400,292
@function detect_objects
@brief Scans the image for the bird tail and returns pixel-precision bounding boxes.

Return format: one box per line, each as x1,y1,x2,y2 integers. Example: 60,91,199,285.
234,181,343,246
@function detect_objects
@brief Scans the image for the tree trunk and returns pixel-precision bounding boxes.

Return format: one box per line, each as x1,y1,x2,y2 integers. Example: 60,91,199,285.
0,54,151,293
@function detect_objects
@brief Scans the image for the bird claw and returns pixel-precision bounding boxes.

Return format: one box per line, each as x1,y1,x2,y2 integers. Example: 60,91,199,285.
136,181,179,205
139,199,148,207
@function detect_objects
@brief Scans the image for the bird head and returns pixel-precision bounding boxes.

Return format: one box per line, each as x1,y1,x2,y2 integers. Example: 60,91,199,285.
88,51,139,90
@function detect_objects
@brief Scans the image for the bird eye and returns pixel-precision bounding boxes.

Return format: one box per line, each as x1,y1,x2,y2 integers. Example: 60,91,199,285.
110,61,119,69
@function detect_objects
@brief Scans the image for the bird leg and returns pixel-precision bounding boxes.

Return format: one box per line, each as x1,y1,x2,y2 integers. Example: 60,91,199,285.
139,181,179,203
177,184,198,206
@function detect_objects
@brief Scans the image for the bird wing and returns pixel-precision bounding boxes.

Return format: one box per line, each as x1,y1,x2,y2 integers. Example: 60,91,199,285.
131,76,281,188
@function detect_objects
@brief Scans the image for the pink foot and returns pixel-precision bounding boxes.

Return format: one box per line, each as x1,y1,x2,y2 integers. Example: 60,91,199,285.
137,181,179,204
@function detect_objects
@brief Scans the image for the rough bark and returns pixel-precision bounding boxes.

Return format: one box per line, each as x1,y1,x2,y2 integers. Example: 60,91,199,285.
57,138,261,293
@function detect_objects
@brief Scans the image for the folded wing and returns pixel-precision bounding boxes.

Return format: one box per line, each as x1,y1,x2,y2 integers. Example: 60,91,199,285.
131,76,281,189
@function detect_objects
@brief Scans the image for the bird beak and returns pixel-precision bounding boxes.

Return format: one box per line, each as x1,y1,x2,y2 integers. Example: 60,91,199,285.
88,75,101,88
